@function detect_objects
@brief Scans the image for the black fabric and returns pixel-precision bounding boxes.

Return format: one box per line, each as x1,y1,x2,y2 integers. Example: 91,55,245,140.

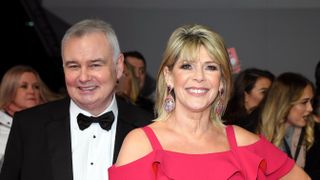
77,111,114,131
305,123,320,179
223,107,261,133
0,96,153,180
283,127,305,161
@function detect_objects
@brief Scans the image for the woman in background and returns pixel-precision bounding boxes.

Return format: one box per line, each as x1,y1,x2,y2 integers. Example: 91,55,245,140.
116,60,140,103
258,72,314,169
109,24,309,179
223,68,274,132
0,65,62,170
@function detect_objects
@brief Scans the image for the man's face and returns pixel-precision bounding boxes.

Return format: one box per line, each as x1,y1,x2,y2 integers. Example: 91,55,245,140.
126,56,146,90
62,33,123,115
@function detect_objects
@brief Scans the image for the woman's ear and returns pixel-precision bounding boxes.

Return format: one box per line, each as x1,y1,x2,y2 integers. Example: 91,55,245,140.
163,66,173,87
219,81,224,94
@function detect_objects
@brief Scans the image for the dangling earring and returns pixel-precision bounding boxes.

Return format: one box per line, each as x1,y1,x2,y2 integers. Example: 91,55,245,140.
215,89,224,117
164,86,175,113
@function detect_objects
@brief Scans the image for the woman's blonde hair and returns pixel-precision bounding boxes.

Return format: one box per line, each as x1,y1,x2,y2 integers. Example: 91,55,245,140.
116,61,140,103
155,24,232,126
259,72,314,150
0,65,62,109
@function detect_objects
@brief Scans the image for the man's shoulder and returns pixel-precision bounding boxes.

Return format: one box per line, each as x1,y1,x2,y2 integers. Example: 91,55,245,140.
15,97,70,117
116,96,154,126
117,96,153,115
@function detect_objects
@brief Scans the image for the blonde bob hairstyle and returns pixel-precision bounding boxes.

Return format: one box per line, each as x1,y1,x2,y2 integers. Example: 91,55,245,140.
155,24,232,126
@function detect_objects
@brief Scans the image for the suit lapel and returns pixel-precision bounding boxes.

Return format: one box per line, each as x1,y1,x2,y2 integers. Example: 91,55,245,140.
45,99,74,180
113,103,133,164
112,96,153,163
113,96,144,163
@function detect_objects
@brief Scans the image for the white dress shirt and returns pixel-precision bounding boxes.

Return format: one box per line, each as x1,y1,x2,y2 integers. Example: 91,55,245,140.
0,110,12,168
70,96,118,180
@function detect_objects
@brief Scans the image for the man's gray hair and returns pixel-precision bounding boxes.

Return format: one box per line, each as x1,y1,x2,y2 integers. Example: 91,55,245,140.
61,19,121,62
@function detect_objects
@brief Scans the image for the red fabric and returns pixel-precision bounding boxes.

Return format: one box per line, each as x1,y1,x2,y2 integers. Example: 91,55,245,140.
108,125,294,179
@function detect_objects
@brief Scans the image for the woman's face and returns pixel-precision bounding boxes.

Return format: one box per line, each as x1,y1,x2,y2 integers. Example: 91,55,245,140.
12,72,41,110
286,85,314,127
245,77,272,113
117,65,132,96
165,46,222,113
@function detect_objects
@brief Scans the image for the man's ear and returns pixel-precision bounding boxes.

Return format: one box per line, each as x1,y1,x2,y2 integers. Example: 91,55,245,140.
116,53,124,80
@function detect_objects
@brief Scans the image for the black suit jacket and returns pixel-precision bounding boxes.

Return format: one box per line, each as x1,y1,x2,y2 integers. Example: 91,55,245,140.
0,96,153,180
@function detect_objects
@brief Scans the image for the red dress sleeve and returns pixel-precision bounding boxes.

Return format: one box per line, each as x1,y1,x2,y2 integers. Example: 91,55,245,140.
239,135,295,179
108,151,156,179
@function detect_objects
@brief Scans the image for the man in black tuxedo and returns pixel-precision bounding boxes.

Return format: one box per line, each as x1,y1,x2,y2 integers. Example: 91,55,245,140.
0,19,153,180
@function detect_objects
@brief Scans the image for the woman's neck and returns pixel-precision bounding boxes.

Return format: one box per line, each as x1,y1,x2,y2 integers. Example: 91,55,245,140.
4,103,22,116
167,108,214,136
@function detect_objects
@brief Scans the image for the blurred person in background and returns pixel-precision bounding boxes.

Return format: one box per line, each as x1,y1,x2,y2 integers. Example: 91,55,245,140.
304,60,320,179
223,68,274,132
0,65,61,170
258,72,314,169
123,51,155,114
116,60,140,103
124,51,146,91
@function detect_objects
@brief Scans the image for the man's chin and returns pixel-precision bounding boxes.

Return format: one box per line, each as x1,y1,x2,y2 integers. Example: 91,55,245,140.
75,99,100,110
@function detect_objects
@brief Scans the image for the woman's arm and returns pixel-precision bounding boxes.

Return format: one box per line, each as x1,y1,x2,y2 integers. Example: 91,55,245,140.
115,128,152,166
280,164,310,180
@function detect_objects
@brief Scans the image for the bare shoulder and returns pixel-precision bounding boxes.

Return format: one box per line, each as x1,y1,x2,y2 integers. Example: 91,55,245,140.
280,164,310,180
232,125,260,146
115,127,152,166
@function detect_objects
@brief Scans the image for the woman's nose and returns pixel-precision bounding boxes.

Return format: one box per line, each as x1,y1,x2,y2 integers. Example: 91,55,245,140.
193,69,204,82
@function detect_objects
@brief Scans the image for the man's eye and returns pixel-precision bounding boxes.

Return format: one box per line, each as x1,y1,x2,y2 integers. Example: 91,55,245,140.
139,68,145,75
67,65,79,69
90,64,102,68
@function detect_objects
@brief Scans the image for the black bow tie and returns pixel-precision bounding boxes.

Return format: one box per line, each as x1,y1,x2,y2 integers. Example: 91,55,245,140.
77,111,114,131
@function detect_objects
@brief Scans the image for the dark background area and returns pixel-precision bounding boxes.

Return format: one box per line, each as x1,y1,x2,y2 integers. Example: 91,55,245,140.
1,0,69,93
3,0,320,91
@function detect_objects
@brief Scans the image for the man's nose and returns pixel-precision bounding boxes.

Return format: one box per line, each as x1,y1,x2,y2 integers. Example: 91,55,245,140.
79,67,91,82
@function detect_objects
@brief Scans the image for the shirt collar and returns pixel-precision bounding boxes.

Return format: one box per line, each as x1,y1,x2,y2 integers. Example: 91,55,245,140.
0,110,13,128
69,95,118,130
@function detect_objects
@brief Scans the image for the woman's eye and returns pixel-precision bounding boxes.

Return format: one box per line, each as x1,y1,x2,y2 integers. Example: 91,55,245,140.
20,84,28,89
206,65,218,71
33,85,40,90
180,64,192,70
300,99,311,105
